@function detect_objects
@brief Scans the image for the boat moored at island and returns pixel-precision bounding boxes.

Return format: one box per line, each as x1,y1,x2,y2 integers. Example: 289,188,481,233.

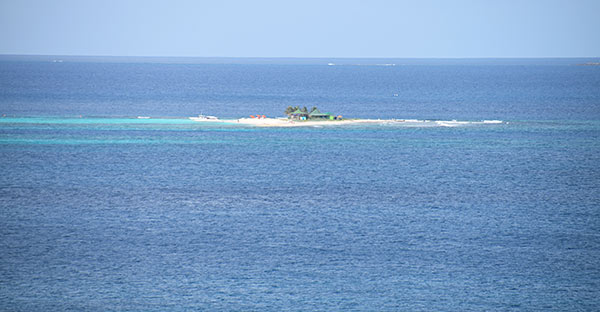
189,114,219,121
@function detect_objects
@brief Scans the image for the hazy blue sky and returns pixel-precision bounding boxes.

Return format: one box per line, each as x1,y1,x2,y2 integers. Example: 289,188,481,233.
0,0,598,58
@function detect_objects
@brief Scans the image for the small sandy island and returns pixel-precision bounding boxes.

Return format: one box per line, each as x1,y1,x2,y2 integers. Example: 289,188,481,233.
189,116,503,127
191,116,362,127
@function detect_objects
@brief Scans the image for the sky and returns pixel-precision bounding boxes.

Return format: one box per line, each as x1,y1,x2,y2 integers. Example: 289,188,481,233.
0,0,599,58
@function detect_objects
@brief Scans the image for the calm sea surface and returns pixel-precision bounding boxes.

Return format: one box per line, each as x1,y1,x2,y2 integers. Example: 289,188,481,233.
1,58,600,311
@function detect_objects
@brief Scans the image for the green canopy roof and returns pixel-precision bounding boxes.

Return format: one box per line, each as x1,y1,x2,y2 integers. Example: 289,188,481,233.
291,109,307,115
309,108,330,117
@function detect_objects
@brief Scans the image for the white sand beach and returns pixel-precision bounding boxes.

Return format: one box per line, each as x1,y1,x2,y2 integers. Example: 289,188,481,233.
189,117,407,127
189,116,504,127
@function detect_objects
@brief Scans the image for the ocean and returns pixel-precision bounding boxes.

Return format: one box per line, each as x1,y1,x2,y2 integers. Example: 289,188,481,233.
1,57,599,310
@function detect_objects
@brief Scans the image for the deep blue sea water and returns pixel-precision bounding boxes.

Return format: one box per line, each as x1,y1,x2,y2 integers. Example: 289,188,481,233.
1,58,600,311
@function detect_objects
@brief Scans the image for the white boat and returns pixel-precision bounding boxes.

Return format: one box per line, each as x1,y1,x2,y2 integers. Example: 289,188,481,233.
198,114,218,120
189,114,220,122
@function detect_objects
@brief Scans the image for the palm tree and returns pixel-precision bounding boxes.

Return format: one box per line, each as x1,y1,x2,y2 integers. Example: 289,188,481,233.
284,106,295,115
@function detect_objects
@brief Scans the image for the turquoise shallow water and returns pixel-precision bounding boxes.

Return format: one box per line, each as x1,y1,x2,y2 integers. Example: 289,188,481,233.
1,60,600,310
0,116,198,124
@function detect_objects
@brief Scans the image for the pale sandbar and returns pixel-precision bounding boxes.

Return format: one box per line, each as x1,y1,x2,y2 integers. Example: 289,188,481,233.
189,117,503,127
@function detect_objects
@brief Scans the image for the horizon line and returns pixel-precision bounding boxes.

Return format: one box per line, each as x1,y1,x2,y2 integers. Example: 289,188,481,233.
1,53,599,59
